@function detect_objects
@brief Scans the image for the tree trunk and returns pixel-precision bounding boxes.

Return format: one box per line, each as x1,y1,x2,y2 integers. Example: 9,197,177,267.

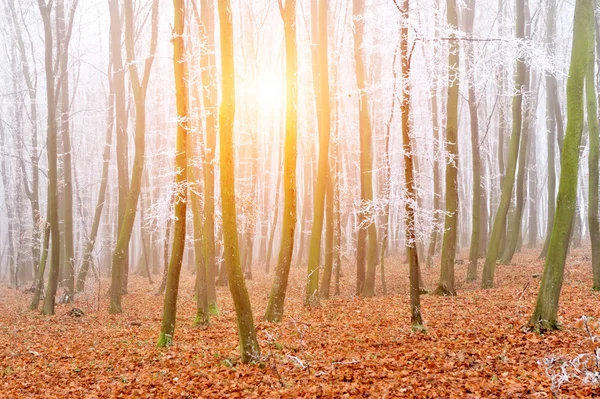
38,0,62,316
264,0,298,321
353,0,378,298
587,25,600,290
481,0,526,288
158,0,189,345
464,0,481,282
305,0,331,304
56,0,75,301
109,0,158,313
529,0,593,331
434,0,460,296
396,0,423,327
540,0,561,259
76,67,114,292
217,0,260,363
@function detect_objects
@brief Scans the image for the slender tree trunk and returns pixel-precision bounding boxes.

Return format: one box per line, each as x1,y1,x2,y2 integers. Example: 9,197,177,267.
464,0,480,282
109,0,159,313
265,166,282,272
434,0,460,296
353,0,378,298
158,0,189,346
6,0,42,274
540,0,561,258
30,221,50,310
189,121,208,327
264,0,298,321
481,0,526,288
587,25,600,290
39,0,61,316
395,0,423,327
56,0,75,300
305,0,331,304
529,0,593,330
217,0,260,363
76,69,114,292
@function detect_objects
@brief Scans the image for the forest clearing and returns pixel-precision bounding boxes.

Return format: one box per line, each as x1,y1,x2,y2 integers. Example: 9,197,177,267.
1,248,599,397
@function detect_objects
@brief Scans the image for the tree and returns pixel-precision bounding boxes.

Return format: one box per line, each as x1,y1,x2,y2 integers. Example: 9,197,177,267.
38,0,78,315
217,0,260,363
157,0,189,346
481,0,526,288
587,11,599,291
109,0,159,313
305,0,331,304
463,0,481,282
4,0,42,277
56,0,75,301
353,0,378,298
434,0,460,296
76,63,114,292
264,0,298,322
199,0,218,311
499,0,532,265
394,0,423,328
540,0,562,259
528,0,594,331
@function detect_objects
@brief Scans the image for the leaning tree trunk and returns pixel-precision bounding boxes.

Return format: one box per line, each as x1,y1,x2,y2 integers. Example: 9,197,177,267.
217,0,260,363
264,0,298,322
529,0,593,331
158,0,189,346
481,0,526,288
434,0,460,297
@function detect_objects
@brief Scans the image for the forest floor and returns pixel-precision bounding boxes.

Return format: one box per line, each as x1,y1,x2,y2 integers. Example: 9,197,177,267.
1,248,600,398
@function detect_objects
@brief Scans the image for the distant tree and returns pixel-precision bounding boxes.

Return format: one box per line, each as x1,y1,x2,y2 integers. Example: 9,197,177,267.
529,0,594,331
157,0,189,346
217,0,260,363
264,0,298,322
76,63,114,292
481,0,526,288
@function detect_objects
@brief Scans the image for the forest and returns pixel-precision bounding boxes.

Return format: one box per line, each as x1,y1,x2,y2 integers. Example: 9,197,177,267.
0,0,599,396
